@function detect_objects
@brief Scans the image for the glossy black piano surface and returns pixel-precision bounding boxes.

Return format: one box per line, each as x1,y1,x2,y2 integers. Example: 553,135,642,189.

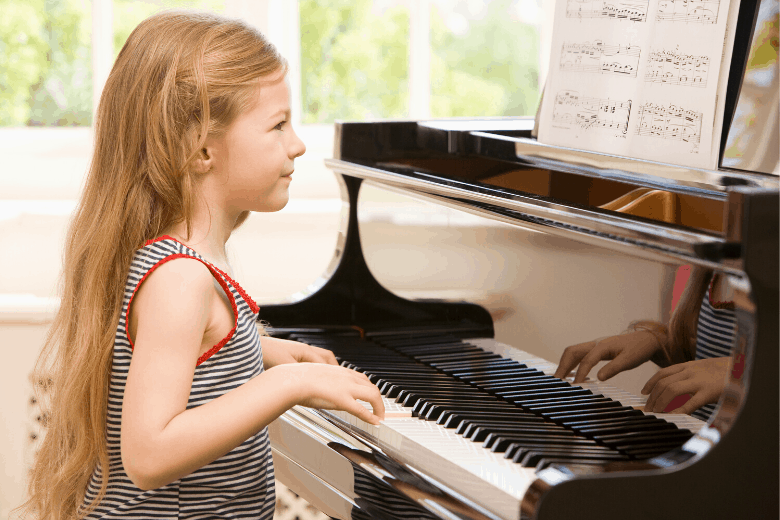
260,2,778,518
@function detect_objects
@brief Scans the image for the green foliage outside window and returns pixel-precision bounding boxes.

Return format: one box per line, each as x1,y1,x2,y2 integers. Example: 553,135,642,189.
300,0,540,123
0,0,91,126
300,0,410,123
431,0,540,117
0,0,223,127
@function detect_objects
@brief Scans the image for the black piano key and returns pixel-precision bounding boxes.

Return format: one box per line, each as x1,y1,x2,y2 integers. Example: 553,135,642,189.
494,382,574,396
468,424,570,442
388,384,474,399
414,401,515,419
416,352,502,363
478,376,563,390
456,418,549,435
564,414,663,430
394,385,494,397
440,410,544,428
597,430,694,447
487,434,599,453
554,407,644,423
397,344,481,355
433,359,520,371
455,368,539,381
401,391,499,407
579,421,680,436
516,394,607,407
503,442,618,460
520,396,614,410
519,449,629,467
425,404,517,421
530,400,624,415
509,388,594,402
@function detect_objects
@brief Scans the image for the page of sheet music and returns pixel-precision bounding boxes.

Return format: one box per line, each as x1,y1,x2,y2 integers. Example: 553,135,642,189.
537,0,740,170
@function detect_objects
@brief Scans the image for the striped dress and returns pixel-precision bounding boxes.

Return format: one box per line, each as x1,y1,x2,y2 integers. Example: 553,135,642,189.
691,277,737,422
82,236,275,519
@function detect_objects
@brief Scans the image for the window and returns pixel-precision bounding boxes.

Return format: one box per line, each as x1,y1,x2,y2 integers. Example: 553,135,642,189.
1,0,92,126
299,0,547,123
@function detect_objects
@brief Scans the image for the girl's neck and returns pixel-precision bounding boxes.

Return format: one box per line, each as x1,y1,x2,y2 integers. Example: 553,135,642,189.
164,204,236,274
165,229,232,274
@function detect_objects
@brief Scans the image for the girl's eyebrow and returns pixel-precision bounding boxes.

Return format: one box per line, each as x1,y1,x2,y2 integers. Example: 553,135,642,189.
268,108,291,120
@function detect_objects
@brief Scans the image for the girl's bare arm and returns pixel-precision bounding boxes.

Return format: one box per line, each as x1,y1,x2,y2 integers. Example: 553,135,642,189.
121,258,383,491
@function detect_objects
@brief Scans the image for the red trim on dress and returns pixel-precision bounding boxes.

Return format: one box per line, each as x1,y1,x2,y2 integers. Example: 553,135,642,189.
143,235,259,314
125,253,239,367
708,276,735,310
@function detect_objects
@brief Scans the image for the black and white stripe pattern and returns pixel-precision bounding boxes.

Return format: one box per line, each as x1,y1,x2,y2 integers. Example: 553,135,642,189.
691,280,737,422
83,237,275,519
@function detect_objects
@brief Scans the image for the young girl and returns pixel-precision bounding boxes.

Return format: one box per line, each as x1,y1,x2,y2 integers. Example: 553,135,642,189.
554,266,736,421
22,11,384,520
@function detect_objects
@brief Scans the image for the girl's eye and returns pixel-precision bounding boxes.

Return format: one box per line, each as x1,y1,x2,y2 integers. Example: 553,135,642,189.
274,120,286,131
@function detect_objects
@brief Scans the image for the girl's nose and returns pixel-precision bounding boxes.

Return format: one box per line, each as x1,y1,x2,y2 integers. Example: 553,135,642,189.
290,129,306,159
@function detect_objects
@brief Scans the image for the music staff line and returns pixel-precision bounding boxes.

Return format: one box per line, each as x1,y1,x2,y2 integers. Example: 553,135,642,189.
645,49,710,88
656,0,720,24
566,0,649,22
551,91,703,152
552,91,632,135
560,41,641,78
564,0,720,24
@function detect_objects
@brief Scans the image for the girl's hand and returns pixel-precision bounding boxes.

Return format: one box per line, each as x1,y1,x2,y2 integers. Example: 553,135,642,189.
642,357,730,414
273,363,386,425
261,337,338,368
554,330,664,384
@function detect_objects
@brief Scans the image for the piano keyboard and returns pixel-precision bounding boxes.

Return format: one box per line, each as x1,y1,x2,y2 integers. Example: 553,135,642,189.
285,332,705,519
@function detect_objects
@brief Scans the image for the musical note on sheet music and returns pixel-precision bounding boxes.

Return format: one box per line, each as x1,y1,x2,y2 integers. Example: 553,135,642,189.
657,0,720,24
552,90,632,136
645,48,710,87
635,102,702,153
566,0,649,22
560,40,641,78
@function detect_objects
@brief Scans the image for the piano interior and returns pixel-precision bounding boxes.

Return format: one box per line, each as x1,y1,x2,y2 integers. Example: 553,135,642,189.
262,2,778,519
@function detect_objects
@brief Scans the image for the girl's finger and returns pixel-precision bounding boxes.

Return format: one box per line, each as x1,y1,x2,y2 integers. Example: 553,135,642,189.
647,378,696,413
645,368,689,411
597,352,636,381
554,342,594,379
353,386,385,422
573,341,614,383
311,346,338,365
641,364,686,395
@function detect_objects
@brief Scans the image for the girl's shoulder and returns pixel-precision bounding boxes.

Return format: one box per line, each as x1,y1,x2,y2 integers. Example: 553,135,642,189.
129,236,219,318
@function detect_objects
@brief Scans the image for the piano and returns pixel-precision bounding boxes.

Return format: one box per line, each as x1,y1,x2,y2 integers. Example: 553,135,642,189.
261,1,778,518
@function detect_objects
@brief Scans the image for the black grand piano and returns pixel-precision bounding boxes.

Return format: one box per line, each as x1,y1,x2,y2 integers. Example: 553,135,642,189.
261,2,779,519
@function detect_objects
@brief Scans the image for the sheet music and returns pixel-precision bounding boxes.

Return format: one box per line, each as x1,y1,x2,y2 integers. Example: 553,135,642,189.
538,0,740,169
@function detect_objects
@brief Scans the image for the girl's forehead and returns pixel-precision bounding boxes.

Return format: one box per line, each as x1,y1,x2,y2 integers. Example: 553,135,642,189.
251,75,290,115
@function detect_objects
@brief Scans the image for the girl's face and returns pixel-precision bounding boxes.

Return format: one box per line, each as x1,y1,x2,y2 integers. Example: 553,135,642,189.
204,73,306,216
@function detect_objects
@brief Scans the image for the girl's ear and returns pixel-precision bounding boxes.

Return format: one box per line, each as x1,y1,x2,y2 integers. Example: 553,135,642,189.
194,147,215,174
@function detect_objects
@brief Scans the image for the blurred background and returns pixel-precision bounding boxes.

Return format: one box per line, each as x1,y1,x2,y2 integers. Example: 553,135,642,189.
0,0,553,518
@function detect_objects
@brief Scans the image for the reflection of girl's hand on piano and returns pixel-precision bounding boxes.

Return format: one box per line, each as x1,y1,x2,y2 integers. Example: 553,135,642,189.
641,357,730,414
554,329,665,384
260,336,339,368
270,362,386,425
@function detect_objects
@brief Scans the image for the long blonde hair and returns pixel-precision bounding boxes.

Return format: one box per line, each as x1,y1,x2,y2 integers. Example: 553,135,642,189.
631,265,713,366
21,11,286,519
